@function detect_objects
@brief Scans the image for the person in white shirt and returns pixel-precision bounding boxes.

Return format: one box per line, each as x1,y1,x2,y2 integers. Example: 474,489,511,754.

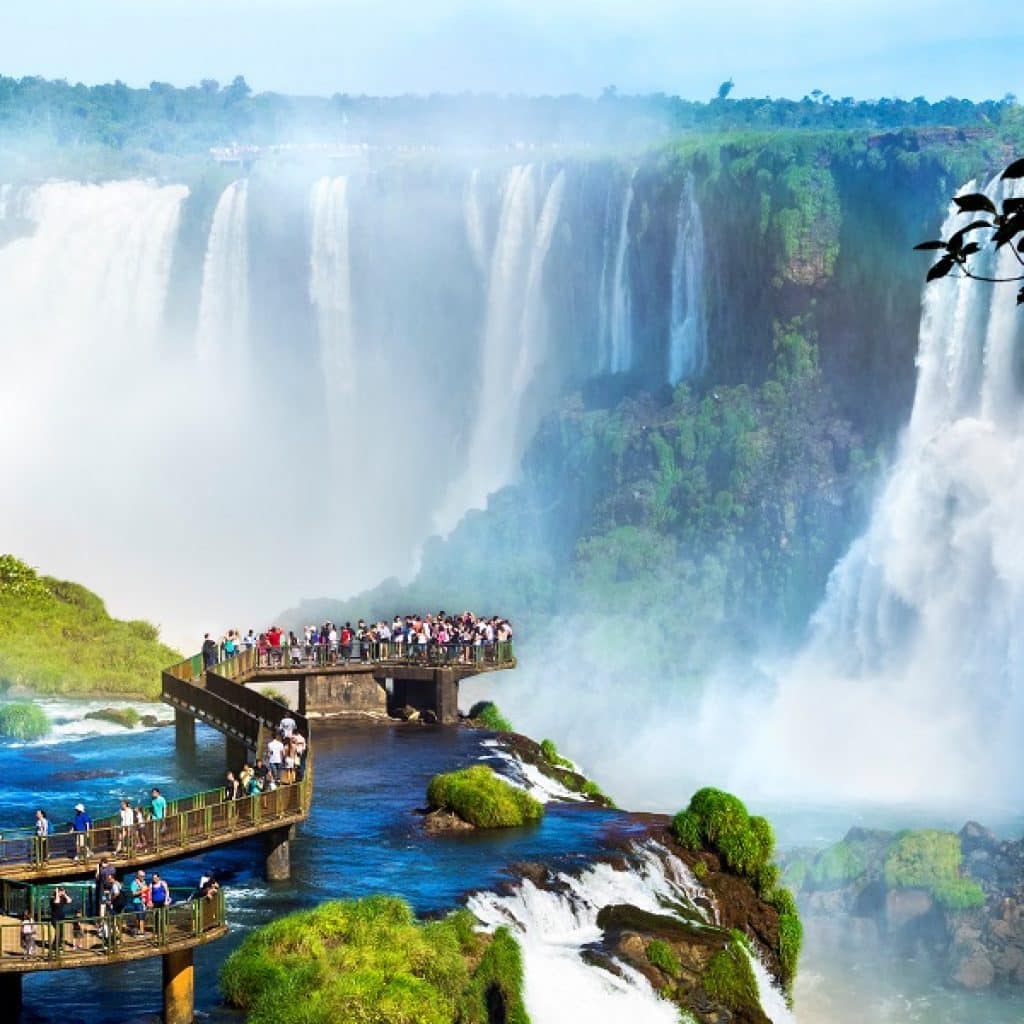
266,736,285,780
116,800,134,855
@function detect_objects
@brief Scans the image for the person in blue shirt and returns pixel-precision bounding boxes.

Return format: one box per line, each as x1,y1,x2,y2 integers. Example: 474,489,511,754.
70,802,91,861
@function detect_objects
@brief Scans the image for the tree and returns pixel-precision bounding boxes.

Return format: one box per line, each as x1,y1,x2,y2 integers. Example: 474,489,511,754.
916,157,1024,307
717,78,734,101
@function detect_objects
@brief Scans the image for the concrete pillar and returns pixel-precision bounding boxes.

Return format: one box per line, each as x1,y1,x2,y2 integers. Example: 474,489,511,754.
433,670,460,725
162,947,194,1024
174,710,195,752
0,974,22,1014
264,826,291,881
225,736,247,773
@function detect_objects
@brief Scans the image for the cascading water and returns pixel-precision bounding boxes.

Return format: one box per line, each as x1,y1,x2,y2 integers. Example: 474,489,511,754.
196,178,249,361
731,175,1024,806
464,167,490,277
435,165,566,533
608,169,636,375
468,840,792,1024
309,176,356,411
667,177,707,385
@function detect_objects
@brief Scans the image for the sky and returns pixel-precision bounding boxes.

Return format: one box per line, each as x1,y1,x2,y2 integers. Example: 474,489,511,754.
0,0,1022,101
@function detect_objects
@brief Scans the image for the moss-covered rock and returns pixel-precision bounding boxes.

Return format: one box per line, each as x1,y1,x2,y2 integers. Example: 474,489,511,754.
0,702,50,740
84,706,140,729
701,931,765,1021
221,896,530,1024
427,766,543,829
467,701,513,733
885,829,985,910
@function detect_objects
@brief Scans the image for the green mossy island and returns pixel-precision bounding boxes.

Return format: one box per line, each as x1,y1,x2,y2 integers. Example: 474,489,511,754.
467,701,514,733
427,766,543,829
220,895,530,1024
0,555,179,699
0,702,51,741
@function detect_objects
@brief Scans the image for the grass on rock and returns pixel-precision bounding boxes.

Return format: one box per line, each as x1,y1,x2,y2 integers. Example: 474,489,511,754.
427,765,543,828
0,702,50,740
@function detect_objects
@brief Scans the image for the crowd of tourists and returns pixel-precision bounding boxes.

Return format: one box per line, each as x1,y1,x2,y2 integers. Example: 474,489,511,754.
202,611,513,669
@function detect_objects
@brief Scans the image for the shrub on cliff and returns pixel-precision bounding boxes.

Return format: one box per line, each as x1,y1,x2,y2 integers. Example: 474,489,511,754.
673,787,801,995
884,830,985,910
427,766,543,828
0,702,50,740
467,701,513,732
701,931,760,1019
221,896,530,1024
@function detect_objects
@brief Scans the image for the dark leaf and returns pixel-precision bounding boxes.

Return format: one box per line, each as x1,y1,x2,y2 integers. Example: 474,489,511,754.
993,212,1024,247
1000,157,1024,180
954,192,998,215
1019,238,1024,253
1002,197,1024,215
927,255,956,281
948,221,992,252
959,242,981,257
1018,287,1024,306
914,240,947,251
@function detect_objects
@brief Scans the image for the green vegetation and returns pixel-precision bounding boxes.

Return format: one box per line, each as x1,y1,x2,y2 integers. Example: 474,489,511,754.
220,895,530,1024
427,766,543,829
807,839,867,889
672,787,801,993
467,701,514,733
701,931,760,1018
646,938,681,976
0,555,179,699
540,738,573,769
884,830,985,910
0,702,50,740
84,707,140,729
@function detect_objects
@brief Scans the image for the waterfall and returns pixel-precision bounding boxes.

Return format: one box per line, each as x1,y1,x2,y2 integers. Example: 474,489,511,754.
464,168,490,276
468,840,790,1024
309,176,356,403
608,170,636,375
737,175,1024,805
667,178,707,385
435,166,565,533
196,179,249,361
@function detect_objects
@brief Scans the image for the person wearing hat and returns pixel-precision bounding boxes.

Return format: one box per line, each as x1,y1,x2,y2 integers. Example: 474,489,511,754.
70,802,91,861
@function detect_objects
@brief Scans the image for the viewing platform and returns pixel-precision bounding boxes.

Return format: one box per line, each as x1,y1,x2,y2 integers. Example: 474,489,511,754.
164,642,516,728
0,886,226,1024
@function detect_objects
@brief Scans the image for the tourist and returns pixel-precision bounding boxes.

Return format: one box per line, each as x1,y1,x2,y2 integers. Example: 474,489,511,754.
278,712,296,739
49,886,72,950
291,731,307,780
202,632,218,668
71,801,91,861
35,808,49,861
198,872,219,900
150,871,169,910
134,805,148,851
243,628,257,651
224,771,241,800
115,799,134,855
20,910,37,958
96,856,116,916
72,909,85,950
150,787,167,837
129,869,149,935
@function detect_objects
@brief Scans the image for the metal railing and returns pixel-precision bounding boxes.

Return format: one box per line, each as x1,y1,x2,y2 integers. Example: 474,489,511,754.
0,773,312,870
0,887,225,964
253,639,516,670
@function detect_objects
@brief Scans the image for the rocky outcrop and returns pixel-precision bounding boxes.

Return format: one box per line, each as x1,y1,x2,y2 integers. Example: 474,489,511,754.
783,821,1024,991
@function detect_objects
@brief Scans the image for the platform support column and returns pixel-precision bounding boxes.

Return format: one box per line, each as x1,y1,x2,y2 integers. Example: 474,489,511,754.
264,825,291,881
163,947,194,1024
0,974,22,1014
175,710,195,752
433,670,460,725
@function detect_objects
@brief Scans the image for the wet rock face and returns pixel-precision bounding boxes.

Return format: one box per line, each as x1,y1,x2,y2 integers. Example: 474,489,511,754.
421,808,474,833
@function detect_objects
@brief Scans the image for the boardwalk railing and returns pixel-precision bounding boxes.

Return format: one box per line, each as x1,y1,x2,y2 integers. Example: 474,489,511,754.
250,640,516,670
0,887,225,965
0,777,311,869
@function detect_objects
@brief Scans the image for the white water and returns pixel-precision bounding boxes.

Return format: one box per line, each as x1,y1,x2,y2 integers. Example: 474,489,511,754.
727,175,1024,806
477,738,585,803
435,166,565,532
464,167,490,276
196,178,249,361
667,177,707,385
608,170,636,375
309,176,357,412
4,698,172,747
468,842,704,1024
